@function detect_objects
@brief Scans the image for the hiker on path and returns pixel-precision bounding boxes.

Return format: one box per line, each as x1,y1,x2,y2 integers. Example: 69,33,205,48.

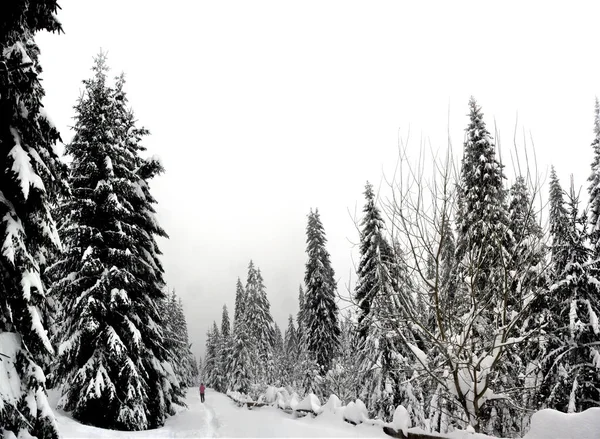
199,383,206,403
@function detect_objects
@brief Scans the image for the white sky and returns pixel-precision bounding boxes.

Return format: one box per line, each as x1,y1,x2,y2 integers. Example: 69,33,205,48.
37,1,600,359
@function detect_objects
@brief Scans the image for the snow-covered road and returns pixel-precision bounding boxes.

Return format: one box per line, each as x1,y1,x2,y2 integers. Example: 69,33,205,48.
49,387,388,438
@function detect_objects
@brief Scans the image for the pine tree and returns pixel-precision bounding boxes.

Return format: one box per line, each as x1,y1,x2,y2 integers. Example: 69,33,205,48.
0,2,65,437
229,315,253,394
323,314,361,404
273,321,284,385
242,262,276,386
539,180,600,412
233,277,245,327
204,322,223,390
220,305,232,390
506,177,547,416
47,55,183,430
283,315,298,386
455,97,512,308
304,209,340,377
588,98,600,252
162,291,195,387
255,269,276,383
354,183,424,423
297,284,305,342
452,98,514,433
243,261,261,382
549,167,571,275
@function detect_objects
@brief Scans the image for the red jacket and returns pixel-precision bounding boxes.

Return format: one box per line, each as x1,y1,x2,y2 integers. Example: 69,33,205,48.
200,384,205,393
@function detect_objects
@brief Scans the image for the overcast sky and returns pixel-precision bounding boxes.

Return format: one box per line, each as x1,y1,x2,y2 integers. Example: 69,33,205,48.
37,1,600,359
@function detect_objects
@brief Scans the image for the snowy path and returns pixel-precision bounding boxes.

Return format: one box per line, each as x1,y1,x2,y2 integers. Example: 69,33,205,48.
49,387,388,438
50,388,219,438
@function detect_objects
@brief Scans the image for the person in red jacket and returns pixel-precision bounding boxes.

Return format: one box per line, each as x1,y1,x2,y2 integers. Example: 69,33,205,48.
199,383,205,403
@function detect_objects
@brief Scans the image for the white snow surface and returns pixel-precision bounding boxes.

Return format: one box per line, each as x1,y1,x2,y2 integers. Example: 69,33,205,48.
522,407,600,439
294,393,321,413
391,405,410,436
0,332,22,405
343,400,369,425
48,387,389,438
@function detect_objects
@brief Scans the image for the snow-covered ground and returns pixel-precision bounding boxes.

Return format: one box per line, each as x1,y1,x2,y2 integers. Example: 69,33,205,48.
47,387,600,438
48,387,388,438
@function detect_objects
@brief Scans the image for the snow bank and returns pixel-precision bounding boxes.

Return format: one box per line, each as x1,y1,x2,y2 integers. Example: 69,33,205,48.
320,394,343,414
295,393,321,413
523,407,600,439
264,386,278,404
343,399,369,425
289,392,300,410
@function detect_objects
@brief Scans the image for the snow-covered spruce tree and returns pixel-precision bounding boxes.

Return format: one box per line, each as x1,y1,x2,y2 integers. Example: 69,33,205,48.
229,301,254,393
219,305,231,391
161,290,197,387
528,167,569,411
233,277,245,327
0,2,65,438
296,284,306,343
243,262,276,388
283,315,298,387
385,99,545,436
254,269,276,384
303,209,340,384
47,55,183,430
455,97,513,316
273,322,284,386
588,98,600,253
538,179,600,412
242,261,261,384
295,284,310,390
203,322,222,390
323,314,361,404
454,97,517,434
354,182,388,340
507,176,547,415
354,182,425,424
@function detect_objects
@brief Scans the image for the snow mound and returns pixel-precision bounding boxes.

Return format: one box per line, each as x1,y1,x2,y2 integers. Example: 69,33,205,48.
391,405,410,436
344,399,368,425
264,386,278,404
355,399,368,417
320,394,343,414
295,393,321,413
289,392,300,410
523,407,600,439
